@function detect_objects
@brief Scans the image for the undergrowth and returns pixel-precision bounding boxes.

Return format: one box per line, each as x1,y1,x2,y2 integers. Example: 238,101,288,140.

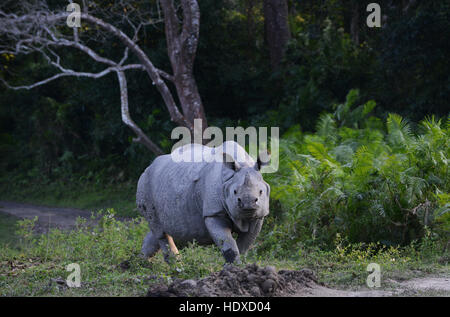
265,90,449,248
0,210,447,296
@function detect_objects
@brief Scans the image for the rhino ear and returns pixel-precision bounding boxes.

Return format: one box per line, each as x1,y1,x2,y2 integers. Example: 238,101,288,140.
255,151,271,171
223,153,240,172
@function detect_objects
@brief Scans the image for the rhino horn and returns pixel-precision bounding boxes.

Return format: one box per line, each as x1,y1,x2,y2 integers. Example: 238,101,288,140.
244,172,252,186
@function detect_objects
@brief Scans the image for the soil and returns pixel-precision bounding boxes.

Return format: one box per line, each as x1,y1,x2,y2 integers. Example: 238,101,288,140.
146,264,450,297
147,264,320,297
1,200,449,297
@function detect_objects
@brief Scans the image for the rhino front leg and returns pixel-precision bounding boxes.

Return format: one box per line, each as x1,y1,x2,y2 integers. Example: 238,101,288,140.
205,216,240,263
237,218,264,255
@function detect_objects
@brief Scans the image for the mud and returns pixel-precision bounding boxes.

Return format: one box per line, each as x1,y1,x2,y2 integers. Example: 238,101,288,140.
147,264,450,297
147,264,320,297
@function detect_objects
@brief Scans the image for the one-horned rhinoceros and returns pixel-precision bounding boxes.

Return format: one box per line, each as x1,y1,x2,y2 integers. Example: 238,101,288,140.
136,141,270,263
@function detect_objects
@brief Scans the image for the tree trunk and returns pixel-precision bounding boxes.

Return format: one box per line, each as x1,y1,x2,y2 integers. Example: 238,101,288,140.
160,0,207,137
263,0,291,71
246,0,256,48
173,64,206,126
350,1,360,45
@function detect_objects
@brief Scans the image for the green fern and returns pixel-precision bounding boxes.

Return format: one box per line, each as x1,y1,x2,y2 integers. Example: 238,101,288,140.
386,113,413,149
265,92,449,248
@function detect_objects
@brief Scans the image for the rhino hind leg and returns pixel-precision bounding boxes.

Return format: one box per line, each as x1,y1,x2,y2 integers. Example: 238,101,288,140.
141,231,160,258
158,234,178,264
165,234,179,255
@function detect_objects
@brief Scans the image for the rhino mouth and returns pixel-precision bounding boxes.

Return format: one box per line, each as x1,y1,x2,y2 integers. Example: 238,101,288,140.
239,208,259,219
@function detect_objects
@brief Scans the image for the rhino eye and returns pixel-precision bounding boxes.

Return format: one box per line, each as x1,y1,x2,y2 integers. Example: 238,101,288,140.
234,190,237,195
259,190,263,195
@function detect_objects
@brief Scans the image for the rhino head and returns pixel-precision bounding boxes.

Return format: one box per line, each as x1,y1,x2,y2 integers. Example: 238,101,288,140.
222,153,270,231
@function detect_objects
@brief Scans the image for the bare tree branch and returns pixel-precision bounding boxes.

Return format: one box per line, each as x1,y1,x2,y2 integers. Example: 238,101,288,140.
78,11,194,130
0,0,207,152
0,63,145,90
116,69,164,155
0,67,115,90
0,3,192,125
157,68,174,82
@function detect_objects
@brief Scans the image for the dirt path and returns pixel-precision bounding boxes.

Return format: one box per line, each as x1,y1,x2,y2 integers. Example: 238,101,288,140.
1,201,449,297
0,201,98,233
292,277,450,297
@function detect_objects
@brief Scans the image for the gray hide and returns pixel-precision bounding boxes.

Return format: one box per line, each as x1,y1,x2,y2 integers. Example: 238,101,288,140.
136,141,270,263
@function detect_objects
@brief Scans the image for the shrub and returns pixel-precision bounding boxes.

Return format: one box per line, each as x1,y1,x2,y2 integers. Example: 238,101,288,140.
262,90,449,252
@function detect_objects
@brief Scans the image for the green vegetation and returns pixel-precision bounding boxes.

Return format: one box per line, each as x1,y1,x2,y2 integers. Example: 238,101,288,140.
0,212,19,247
262,90,449,252
0,210,447,296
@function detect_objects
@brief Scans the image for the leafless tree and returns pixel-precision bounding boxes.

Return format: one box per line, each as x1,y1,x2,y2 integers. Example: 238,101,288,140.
0,0,207,155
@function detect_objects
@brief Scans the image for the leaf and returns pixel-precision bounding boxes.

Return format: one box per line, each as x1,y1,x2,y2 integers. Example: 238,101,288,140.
386,113,413,148
362,100,376,116
316,113,337,143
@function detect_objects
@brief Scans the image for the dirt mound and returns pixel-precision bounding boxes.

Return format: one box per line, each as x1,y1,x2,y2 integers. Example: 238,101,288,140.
147,264,319,297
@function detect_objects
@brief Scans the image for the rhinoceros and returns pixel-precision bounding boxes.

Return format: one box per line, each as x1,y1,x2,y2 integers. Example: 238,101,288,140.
136,141,270,263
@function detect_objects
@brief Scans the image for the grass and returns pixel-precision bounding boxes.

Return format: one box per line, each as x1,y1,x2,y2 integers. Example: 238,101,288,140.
0,210,448,296
0,211,20,247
